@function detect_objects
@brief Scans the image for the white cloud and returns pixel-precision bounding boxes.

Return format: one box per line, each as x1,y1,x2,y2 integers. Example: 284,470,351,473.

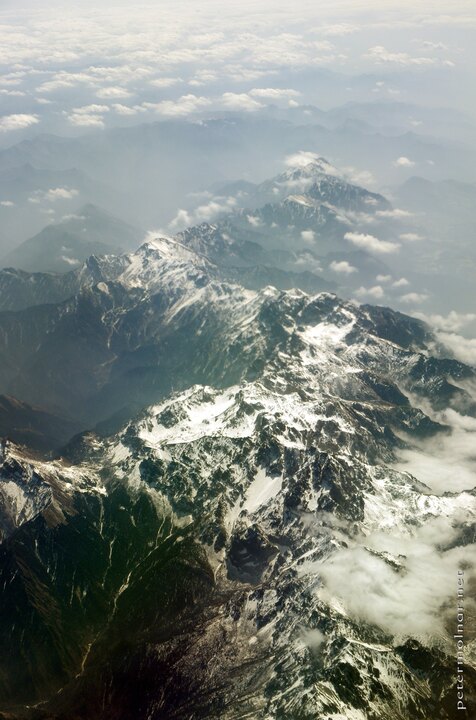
72,104,110,114
0,113,39,132
0,89,26,97
189,70,219,87
308,522,474,639
143,94,211,117
249,87,300,100
46,187,79,201
400,292,428,304
342,166,376,188
60,255,81,266
392,277,410,288
36,71,94,94
393,156,415,168
395,393,476,496
376,274,392,283
30,187,79,203
149,77,183,88
169,195,237,231
247,214,263,227
96,86,131,99
300,627,326,653
284,151,316,168
111,103,139,116
345,232,400,254
376,208,413,219
329,260,357,275
220,92,263,111
365,45,438,66
300,230,315,244
421,40,450,50
414,311,476,333
0,200,14,207
436,332,476,365
354,285,385,299
68,113,105,128
294,251,322,273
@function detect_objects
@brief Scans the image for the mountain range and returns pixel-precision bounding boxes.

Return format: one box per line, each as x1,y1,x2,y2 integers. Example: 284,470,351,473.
0,230,474,718
0,157,474,719
1,204,143,274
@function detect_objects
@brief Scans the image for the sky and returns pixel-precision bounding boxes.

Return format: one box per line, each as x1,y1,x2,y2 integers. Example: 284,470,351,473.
0,0,475,140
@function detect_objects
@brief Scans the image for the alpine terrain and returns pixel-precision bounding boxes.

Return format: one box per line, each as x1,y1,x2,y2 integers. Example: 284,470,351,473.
0,179,474,717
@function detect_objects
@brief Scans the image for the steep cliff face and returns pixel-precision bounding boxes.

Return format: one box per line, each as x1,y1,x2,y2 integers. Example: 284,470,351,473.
0,236,474,718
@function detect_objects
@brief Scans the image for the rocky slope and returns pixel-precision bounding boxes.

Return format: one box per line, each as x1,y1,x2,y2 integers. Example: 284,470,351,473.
0,233,474,719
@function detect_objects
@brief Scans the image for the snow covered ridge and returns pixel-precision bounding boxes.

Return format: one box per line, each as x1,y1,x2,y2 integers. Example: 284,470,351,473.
1,298,474,717
0,218,475,716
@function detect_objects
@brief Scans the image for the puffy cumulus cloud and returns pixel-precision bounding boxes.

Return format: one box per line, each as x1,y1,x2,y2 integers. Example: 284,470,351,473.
294,251,322,273
345,231,400,254
68,113,105,128
149,77,183,88
36,71,94,94
284,150,322,169
246,214,263,227
0,113,39,132
0,3,471,138
169,195,237,232
436,332,476,366
414,311,476,333
220,92,263,111
72,104,110,115
354,285,385,299
45,187,79,201
111,104,140,116
376,208,413,219
400,292,428,304
376,274,392,283
249,87,300,100
329,260,357,275
394,156,415,168
143,94,211,117
365,45,439,66
300,230,315,244
29,187,79,203
96,86,132,99
392,277,410,288
400,232,425,242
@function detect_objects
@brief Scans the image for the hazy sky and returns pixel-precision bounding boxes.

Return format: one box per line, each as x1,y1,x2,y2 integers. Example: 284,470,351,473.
0,0,475,139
